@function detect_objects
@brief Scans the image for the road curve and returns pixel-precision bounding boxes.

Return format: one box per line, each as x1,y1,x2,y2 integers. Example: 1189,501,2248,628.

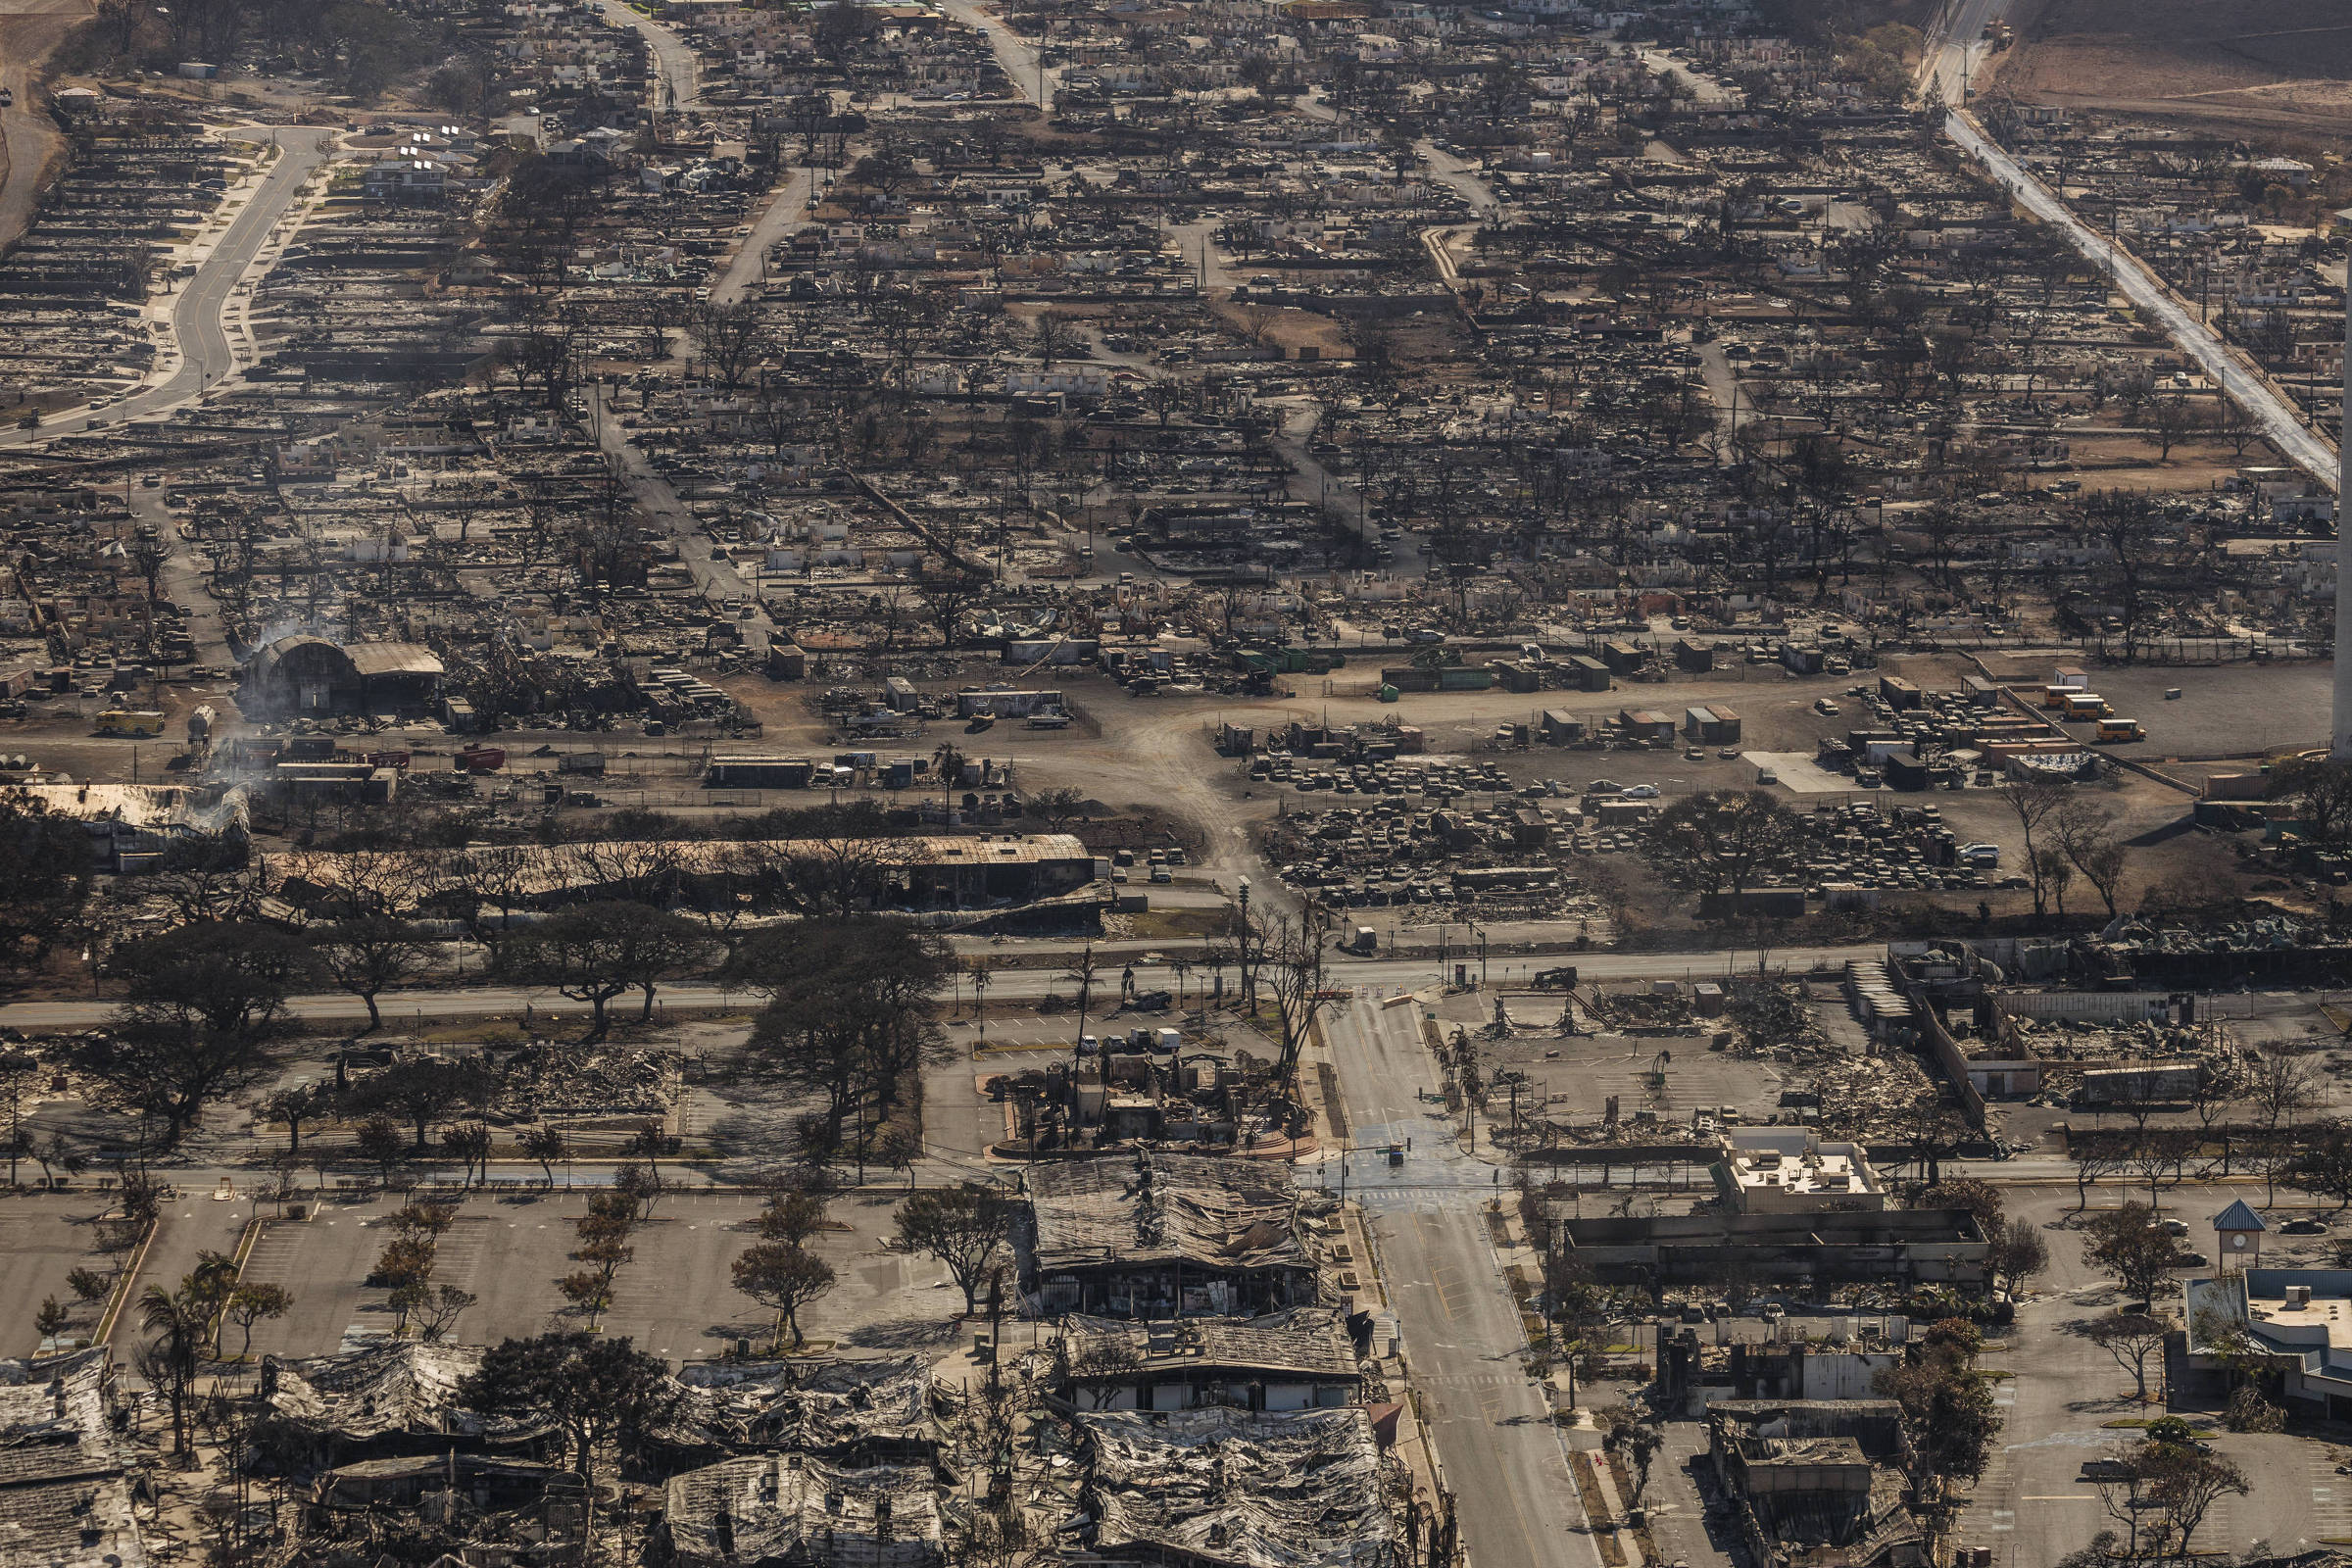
594,1,699,112
0,126,338,448
936,0,1052,111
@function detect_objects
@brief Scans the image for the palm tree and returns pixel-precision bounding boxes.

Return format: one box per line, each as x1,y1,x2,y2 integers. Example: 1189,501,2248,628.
138,1283,211,1455
930,742,966,817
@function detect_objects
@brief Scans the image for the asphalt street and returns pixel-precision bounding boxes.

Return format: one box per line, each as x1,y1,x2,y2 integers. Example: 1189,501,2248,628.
0,126,338,447
594,1,699,111
1916,0,2339,491
936,0,1054,110
1324,998,1601,1568
0,944,1885,1031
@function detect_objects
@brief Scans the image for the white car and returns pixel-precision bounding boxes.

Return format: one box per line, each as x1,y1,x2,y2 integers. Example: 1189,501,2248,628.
1622,783,1660,800
1815,698,1840,715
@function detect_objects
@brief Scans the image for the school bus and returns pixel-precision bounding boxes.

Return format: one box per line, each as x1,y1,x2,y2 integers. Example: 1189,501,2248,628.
95,710,167,738
2095,718,2143,743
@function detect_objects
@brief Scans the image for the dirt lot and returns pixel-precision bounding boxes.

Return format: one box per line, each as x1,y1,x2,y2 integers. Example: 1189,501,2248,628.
1996,0,2352,135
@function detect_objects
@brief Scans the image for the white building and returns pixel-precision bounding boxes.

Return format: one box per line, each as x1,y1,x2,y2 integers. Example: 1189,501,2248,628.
1715,1130,1885,1213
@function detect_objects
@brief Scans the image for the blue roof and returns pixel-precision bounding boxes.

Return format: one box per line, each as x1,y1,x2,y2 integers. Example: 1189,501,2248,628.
2212,1199,2267,1233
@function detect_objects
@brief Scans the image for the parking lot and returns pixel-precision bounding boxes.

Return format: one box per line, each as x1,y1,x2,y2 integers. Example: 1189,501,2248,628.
0,1196,117,1356
229,1186,965,1365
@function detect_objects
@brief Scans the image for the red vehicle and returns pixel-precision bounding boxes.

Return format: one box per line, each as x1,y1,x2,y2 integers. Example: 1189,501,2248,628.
457,746,505,772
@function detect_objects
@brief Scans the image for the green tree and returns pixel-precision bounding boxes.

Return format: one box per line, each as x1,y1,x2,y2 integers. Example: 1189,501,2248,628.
2083,1202,2189,1306
1653,788,1800,898
732,1241,836,1349
312,915,434,1032
1986,1215,2051,1297
225,1282,292,1359
94,922,310,1142
355,1114,407,1187
1597,1405,1664,1507
33,1296,68,1344
0,796,94,968
459,1332,676,1553
1874,1318,2001,1557
493,902,716,1039
2282,1119,2352,1210
726,917,952,1152
521,1125,565,1189
894,1185,1014,1312
347,1056,491,1150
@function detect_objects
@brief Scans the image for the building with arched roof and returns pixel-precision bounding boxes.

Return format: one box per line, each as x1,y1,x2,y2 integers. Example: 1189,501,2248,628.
242,635,444,717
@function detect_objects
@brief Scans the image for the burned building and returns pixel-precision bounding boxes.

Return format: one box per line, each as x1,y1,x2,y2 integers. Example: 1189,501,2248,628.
1054,1309,1364,1413
257,1341,549,1468
0,1349,148,1568
1065,1407,1400,1568
1705,1400,1927,1568
269,833,1097,915
241,634,446,717
1022,1153,1318,1317
1557,1209,1988,1293
653,1356,950,1468
654,1456,949,1568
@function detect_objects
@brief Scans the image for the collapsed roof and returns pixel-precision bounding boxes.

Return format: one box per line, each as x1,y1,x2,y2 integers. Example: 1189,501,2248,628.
1026,1152,1311,1280
1060,1309,1361,1385
656,1356,951,1462
1073,1407,1398,1568
0,1348,148,1568
659,1455,949,1568
260,1341,547,1446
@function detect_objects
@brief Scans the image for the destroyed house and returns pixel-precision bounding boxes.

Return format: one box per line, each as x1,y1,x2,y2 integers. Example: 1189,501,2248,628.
1559,1209,1987,1291
242,634,446,716
0,1349,148,1568
4,782,249,873
651,1356,949,1467
654,1455,947,1568
1069,1407,1398,1568
1023,1153,1317,1317
1706,1401,1925,1568
1054,1309,1363,1412
270,833,1097,912
258,1342,551,1466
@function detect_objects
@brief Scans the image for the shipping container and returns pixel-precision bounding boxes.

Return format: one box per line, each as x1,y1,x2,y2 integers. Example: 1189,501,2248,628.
705,755,814,789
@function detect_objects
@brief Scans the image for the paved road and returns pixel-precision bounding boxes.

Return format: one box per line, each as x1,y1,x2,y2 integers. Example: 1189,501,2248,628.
1415,139,1494,215
1636,48,1740,109
1324,999,1601,1568
710,164,821,306
1944,110,2338,489
0,126,338,447
1697,341,1749,465
0,0,87,253
594,0,699,111
0,944,1884,1031
1916,0,2339,491
1918,0,2010,108
938,0,1052,110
